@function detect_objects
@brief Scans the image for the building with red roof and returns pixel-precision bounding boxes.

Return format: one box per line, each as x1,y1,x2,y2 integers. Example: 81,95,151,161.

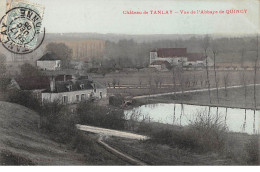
150,48,213,68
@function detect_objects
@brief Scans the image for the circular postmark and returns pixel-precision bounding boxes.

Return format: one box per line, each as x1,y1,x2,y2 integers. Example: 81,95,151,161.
0,7,45,54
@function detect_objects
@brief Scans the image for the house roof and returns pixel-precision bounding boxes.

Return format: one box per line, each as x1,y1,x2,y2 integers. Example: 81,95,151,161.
15,76,50,90
151,48,187,57
44,79,106,93
54,80,93,93
55,75,73,81
38,52,60,61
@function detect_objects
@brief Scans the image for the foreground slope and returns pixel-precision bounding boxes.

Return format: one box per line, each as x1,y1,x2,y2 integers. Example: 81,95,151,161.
0,101,88,165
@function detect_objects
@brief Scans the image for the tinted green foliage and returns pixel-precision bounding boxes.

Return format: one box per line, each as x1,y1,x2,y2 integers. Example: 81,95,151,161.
6,90,41,112
76,101,125,130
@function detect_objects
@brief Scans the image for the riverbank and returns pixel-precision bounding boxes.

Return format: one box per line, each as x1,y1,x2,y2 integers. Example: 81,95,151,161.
133,85,260,110
105,132,258,165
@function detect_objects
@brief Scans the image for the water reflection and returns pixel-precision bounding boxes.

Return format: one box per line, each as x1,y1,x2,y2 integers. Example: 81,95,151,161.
125,103,259,134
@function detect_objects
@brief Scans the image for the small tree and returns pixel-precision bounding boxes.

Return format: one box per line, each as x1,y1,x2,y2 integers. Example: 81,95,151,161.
154,74,161,88
45,43,72,69
138,77,142,88
223,72,229,98
201,35,212,103
240,47,246,68
76,101,125,130
175,66,184,94
212,42,219,103
112,78,117,88
20,63,41,77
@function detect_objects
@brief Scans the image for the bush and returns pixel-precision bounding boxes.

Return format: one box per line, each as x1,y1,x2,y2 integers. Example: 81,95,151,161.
187,111,228,152
245,135,259,165
76,101,125,130
109,94,123,107
109,94,124,107
1,150,35,165
6,90,41,112
0,77,11,92
151,111,228,153
70,131,98,156
39,101,78,143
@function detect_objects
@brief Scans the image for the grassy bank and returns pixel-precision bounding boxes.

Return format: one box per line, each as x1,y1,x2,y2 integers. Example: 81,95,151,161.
105,125,259,165
134,85,260,110
0,101,128,165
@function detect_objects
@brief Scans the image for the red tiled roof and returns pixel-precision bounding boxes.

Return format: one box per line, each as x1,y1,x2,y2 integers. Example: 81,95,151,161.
186,53,206,62
55,75,73,81
151,48,187,57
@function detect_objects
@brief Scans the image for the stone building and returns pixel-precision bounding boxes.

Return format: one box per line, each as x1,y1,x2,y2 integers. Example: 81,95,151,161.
150,48,213,67
37,52,61,71
42,76,107,104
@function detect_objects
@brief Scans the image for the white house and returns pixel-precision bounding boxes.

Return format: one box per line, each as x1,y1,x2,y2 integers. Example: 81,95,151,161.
37,52,61,71
149,60,171,71
150,48,213,67
150,48,188,66
42,76,107,104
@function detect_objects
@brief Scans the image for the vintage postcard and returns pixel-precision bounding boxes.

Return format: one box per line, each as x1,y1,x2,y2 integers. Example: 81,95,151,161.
0,0,259,166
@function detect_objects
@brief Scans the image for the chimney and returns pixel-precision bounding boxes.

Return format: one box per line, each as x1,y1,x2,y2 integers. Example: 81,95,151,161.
71,75,77,84
72,73,80,84
50,76,56,92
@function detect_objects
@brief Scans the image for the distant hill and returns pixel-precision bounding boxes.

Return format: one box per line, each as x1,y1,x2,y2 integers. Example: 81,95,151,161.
44,33,256,43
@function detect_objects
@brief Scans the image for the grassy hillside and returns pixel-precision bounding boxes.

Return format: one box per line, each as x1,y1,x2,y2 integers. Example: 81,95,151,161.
0,101,126,165
0,101,86,165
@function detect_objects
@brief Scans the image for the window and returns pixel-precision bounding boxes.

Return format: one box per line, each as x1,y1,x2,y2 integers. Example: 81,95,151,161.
76,95,80,102
80,84,84,89
81,94,86,101
67,85,72,91
93,83,96,93
62,96,68,104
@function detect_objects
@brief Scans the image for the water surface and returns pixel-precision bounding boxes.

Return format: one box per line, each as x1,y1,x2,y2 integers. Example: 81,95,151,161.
125,103,259,134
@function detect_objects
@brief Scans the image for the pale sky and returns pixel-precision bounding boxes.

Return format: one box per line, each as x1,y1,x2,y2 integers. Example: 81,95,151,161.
1,0,260,34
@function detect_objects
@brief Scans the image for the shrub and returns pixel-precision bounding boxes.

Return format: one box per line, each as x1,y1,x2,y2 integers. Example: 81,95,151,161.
245,135,259,165
109,94,123,106
70,131,98,156
187,111,228,152
0,77,11,92
6,90,41,112
1,150,35,165
151,110,228,153
76,101,125,130
39,101,78,143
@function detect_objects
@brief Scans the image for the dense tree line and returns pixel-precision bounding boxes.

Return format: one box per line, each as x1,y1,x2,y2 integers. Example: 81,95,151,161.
101,36,259,69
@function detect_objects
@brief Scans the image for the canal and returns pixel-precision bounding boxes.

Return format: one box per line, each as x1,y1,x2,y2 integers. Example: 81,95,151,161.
125,103,259,134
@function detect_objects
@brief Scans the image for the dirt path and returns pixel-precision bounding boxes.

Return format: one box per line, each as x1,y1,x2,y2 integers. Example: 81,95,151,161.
97,136,147,165
76,124,149,140
77,124,149,165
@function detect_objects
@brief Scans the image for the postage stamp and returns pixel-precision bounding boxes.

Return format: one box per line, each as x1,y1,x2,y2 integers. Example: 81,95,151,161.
0,0,45,54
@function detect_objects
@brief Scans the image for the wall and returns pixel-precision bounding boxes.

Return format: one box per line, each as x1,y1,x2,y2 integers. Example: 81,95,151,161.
152,56,188,65
42,88,107,104
37,60,61,71
150,52,157,64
